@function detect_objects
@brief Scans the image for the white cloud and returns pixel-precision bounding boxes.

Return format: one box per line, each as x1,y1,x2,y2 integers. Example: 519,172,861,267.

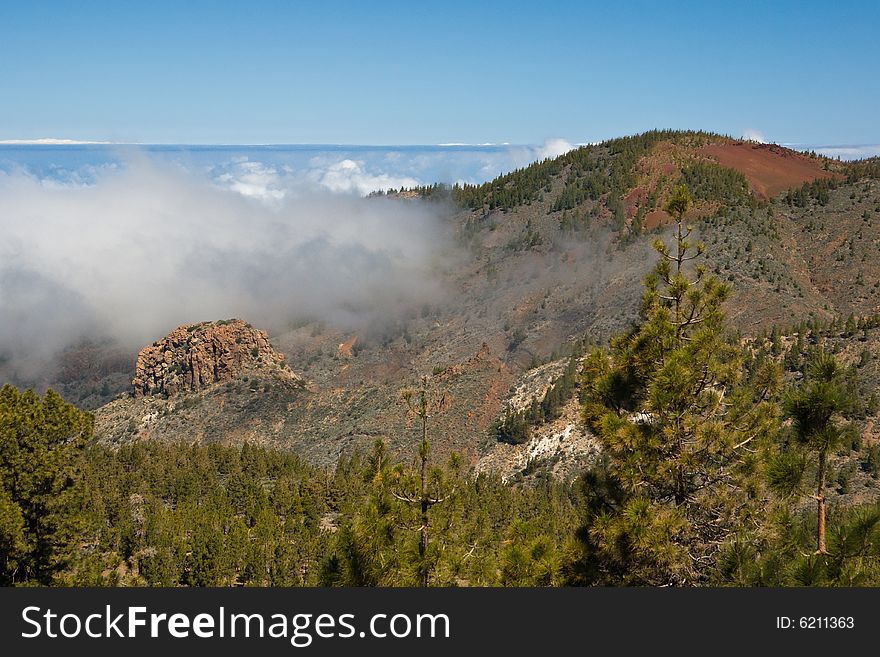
214,160,287,202
210,156,423,200
534,137,574,160
506,138,576,169
742,129,767,144
313,158,420,195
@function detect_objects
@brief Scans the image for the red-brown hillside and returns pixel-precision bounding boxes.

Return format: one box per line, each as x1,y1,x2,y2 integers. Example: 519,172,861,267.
698,141,837,199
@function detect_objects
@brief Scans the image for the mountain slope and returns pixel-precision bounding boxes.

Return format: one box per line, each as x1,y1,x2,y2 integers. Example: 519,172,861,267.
16,130,878,469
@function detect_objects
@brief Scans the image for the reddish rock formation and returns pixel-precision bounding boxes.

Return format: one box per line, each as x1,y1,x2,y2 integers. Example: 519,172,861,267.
132,319,298,397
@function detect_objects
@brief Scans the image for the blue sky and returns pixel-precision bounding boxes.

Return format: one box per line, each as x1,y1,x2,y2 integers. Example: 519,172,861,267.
1,0,878,146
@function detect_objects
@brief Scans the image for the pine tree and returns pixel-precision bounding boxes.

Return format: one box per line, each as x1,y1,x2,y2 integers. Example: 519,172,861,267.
0,385,93,585
394,376,456,586
576,185,779,584
320,440,400,586
783,350,853,554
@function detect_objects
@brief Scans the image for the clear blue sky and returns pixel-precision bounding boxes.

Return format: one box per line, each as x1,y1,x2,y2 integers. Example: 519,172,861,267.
1,0,877,145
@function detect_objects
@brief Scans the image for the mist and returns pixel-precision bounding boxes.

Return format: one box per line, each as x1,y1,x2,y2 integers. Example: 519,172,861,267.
0,158,453,382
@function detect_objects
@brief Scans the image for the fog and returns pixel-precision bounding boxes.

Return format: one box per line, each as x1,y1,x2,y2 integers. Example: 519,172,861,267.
0,159,453,381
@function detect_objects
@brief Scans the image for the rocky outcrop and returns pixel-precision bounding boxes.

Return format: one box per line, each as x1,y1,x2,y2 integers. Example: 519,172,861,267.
132,319,299,397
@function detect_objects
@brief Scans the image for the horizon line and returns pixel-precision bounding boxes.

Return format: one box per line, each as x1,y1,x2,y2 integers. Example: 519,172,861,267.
0,138,531,148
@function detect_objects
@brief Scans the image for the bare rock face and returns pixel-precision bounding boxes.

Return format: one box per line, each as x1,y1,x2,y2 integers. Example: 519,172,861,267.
132,319,298,397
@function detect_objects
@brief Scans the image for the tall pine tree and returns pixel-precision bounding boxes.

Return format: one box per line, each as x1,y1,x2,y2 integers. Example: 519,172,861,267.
783,350,853,554
574,185,779,584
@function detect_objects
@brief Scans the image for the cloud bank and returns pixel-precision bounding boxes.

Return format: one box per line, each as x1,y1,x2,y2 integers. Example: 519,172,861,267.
0,160,451,381
812,145,880,160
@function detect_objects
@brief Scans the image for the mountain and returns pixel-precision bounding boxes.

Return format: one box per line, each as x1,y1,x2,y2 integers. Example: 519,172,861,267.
14,130,880,474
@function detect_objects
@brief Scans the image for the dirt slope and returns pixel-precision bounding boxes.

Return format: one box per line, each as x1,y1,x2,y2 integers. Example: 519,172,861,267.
699,141,837,198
